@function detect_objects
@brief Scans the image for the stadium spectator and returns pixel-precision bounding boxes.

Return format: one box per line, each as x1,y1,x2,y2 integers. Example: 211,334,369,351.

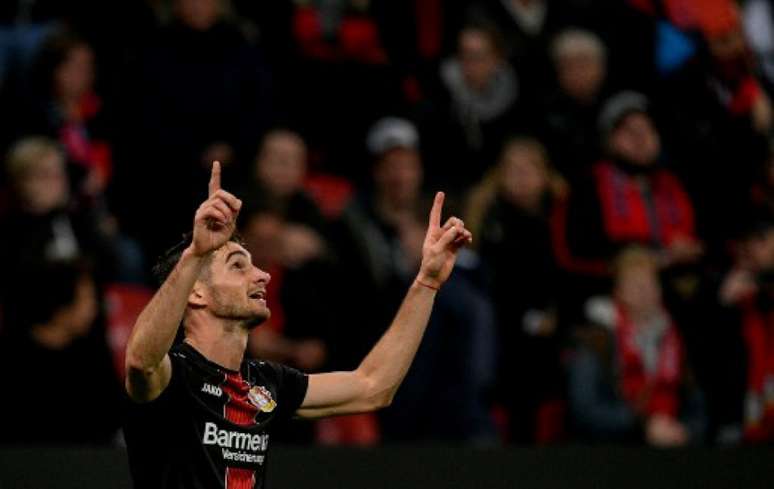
468,136,565,443
245,129,328,243
0,137,142,297
424,23,521,194
0,259,123,444
551,92,700,291
17,30,112,197
11,29,151,286
539,29,609,182
466,0,582,102
568,247,706,445
330,117,428,368
713,220,774,443
331,117,497,442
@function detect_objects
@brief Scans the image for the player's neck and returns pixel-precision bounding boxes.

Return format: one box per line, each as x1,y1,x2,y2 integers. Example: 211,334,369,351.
184,316,248,371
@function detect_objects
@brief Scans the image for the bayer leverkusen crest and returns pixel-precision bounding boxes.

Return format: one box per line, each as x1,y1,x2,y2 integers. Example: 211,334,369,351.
248,386,277,413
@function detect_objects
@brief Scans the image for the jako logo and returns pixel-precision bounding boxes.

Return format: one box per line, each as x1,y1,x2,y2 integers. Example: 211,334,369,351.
201,383,222,397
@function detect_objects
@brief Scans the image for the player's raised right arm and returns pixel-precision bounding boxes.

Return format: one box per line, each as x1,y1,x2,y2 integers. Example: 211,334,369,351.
124,162,241,402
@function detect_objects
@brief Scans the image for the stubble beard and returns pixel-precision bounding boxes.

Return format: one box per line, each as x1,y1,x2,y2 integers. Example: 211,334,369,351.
210,292,270,331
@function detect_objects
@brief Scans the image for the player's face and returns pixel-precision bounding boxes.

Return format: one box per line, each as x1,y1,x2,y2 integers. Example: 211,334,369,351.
205,242,271,327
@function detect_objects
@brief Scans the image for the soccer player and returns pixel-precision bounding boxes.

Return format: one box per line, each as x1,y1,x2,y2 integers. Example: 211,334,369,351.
123,162,473,488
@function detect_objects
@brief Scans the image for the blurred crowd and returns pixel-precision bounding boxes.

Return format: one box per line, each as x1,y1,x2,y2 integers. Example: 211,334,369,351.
2,0,774,448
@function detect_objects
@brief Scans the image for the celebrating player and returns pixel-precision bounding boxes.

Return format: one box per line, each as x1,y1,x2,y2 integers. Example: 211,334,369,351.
123,161,472,488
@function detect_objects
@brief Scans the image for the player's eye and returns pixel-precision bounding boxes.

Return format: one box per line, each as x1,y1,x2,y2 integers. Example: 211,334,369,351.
231,261,245,270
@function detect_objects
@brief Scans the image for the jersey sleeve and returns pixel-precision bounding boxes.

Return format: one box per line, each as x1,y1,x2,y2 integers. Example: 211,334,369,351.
125,350,183,414
265,361,309,419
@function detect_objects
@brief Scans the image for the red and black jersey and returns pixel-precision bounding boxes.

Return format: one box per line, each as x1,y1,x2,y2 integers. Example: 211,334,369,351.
124,342,308,489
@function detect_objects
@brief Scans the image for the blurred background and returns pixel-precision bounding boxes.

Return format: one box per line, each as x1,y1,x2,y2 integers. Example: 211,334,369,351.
1,0,774,486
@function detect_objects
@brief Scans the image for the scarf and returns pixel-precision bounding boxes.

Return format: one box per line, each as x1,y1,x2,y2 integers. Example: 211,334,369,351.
616,305,683,416
440,58,518,151
594,161,695,248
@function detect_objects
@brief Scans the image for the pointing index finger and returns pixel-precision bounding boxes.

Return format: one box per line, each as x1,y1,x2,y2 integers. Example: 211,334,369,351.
429,191,444,229
208,161,221,197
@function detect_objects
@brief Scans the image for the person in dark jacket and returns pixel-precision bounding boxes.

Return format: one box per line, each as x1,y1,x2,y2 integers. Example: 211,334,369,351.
539,28,610,183
425,22,521,195
470,135,565,443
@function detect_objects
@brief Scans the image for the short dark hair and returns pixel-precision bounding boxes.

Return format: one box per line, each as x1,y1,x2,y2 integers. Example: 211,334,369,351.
152,232,245,285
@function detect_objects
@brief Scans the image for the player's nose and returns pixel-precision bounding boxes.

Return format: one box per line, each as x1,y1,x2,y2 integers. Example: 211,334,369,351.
252,265,271,285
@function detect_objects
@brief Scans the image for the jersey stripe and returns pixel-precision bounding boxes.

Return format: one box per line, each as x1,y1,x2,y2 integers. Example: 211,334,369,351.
223,372,259,488
225,467,255,489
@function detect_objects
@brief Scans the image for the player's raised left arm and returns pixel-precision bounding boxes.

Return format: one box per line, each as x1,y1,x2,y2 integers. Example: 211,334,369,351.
296,192,472,418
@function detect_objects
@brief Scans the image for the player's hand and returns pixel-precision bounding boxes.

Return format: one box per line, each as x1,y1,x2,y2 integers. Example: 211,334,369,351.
416,192,472,289
190,161,242,257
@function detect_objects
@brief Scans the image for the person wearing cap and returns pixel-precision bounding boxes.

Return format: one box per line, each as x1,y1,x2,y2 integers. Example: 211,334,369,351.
331,117,446,362
551,91,702,306
327,117,430,371
328,117,498,442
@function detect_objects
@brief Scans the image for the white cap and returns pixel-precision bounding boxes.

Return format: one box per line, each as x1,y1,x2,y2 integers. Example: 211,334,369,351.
366,117,419,156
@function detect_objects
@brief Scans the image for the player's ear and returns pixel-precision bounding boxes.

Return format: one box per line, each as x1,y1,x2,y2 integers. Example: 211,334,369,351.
188,281,208,308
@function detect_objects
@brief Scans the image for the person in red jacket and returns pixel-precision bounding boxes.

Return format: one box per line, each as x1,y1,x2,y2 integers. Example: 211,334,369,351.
551,91,703,320
552,91,702,279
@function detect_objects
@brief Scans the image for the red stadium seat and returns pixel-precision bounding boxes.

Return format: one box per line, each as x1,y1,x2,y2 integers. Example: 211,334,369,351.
104,283,154,379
